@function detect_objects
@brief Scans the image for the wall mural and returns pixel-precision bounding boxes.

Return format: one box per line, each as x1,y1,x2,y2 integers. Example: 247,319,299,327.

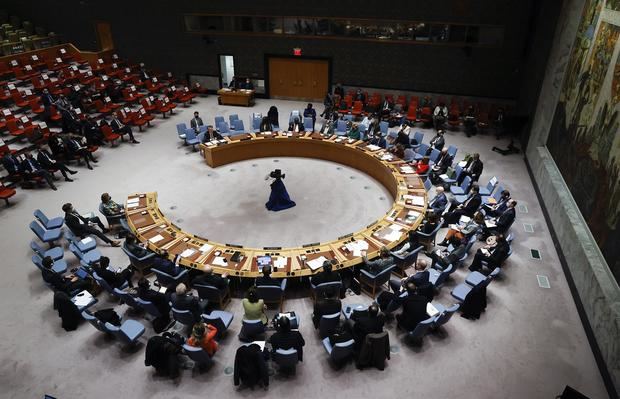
548,0,620,283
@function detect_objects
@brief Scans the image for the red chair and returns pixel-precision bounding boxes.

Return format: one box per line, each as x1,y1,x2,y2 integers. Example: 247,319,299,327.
11,91,29,108
0,182,16,206
191,82,209,96
447,109,460,129
6,120,25,138
94,100,112,115
122,89,139,104
117,109,133,125
419,107,433,126
343,95,353,109
48,106,63,123
129,111,147,131
101,124,121,146
396,95,407,110
140,98,157,113
29,99,45,115
145,79,165,93
351,101,364,116
153,99,172,118
162,96,176,112
138,107,154,124
405,105,417,122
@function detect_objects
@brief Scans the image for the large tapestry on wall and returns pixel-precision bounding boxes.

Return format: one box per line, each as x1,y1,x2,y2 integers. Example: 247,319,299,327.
548,0,620,283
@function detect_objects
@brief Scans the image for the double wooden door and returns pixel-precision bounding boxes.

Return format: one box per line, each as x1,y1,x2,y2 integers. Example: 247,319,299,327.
268,57,328,101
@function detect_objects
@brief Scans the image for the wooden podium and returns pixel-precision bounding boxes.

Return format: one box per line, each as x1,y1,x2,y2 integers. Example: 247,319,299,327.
217,88,255,107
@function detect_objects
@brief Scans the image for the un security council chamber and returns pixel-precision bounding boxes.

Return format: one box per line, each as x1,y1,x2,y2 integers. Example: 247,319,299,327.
0,1,618,398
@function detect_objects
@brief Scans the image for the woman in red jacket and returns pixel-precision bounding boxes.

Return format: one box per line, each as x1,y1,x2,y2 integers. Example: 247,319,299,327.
187,322,218,356
414,156,430,175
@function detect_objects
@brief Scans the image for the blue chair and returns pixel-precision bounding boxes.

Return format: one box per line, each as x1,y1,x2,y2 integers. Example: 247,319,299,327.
152,268,188,287
122,243,155,272
229,114,239,127
322,337,355,365
273,348,299,373
428,264,454,287
379,121,389,135
342,114,353,122
432,303,460,329
34,209,64,229
423,177,432,191
391,245,424,276
450,283,473,302
479,176,498,196
82,310,107,333
32,254,67,274
195,283,231,308
214,116,225,127
412,131,424,148
429,148,441,164
30,240,64,261
440,164,463,186
319,312,340,338
183,344,213,371
359,265,396,298
217,121,230,135
29,221,62,246
482,185,505,205
414,143,430,161
256,279,287,311
183,128,200,150
113,288,142,312
65,229,97,252
289,110,301,124
403,148,416,162
171,307,196,326
92,271,128,295
303,117,314,132
135,297,162,319
250,115,262,133
466,267,501,287
447,145,458,159
238,319,266,342
232,119,246,133
104,320,146,346
336,120,347,136
202,310,234,337
176,123,187,141
310,280,342,300
417,220,443,250
450,175,471,195
69,242,102,265
407,317,435,345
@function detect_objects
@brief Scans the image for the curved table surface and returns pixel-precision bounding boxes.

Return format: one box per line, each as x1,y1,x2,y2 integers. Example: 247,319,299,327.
125,132,428,279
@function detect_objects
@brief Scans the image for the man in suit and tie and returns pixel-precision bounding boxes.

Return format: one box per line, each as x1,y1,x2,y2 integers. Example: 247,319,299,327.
192,266,229,291
110,112,139,143
483,190,511,217
1,153,22,178
21,153,57,190
62,202,120,246
41,89,55,108
460,153,484,183
468,234,511,273
36,148,77,182
310,260,341,287
482,200,517,237
428,186,448,215
170,283,208,322
429,148,453,183
256,265,280,287
349,303,385,348
362,247,394,275
200,125,223,144
190,111,204,133
443,185,482,225
396,282,429,331
312,287,342,328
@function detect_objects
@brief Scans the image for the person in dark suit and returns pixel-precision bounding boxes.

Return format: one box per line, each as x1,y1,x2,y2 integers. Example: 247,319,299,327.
312,287,342,328
60,108,80,133
1,153,22,178
191,266,229,290
136,278,170,320
65,135,97,169
482,200,517,237
349,303,384,348
429,148,453,183
429,236,468,271
21,153,57,190
469,234,510,273
303,103,316,131
124,234,150,258
151,251,184,276
170,283,208,322
228,76,238,89
443,185,482,224
394,124,411,148
41,88,56,108
428,186,448,215
256,265,279,286
92,256,135,288
241,78,254,90
190,111,203,133
259,117,273,133
110,112,139,143
483,190,511,217
428,130,445,152
41,256,90,294
62,202,119,246
362,247,394,275
310,260,341,287
81,116,104,146
37,148,77,182
200,125,223,144
47,135,67,159
389,259,430,293
333,83,344,98
396,283,429,331
459,153,484,183
269,316,306,361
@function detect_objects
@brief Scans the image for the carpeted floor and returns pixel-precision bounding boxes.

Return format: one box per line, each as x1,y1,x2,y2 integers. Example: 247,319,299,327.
0,97,609,399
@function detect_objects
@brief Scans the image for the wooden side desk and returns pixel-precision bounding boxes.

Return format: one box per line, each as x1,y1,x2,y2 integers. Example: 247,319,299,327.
217,88,254,106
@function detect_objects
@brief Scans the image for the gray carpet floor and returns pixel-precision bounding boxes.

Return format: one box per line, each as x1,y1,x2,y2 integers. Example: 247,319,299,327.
0,97,609,399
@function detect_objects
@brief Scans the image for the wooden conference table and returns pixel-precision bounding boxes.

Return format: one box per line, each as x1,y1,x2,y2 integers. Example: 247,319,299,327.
217,88,255,106
125,132,428,279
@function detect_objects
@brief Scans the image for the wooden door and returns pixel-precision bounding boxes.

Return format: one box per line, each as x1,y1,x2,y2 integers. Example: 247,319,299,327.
268,57,328,101
95,22,114,51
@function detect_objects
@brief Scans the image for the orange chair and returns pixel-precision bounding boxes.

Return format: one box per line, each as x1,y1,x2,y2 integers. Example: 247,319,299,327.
48,106,63,123
0,182,16,206
351,101,364,116
447,109,461,129
29,99,45,115
6,120,25,138
140,98,157,113
101,124,121,146
405,105,417,122
343,95,353,109
419,107,433,126
94,100,112,115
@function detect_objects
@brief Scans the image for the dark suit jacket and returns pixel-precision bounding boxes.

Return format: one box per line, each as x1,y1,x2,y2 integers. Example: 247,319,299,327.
352,314,385,345
465,159,484,181
192,273,228,290
110,119,126,132
269,330,305,361
2,155,21,175
190,117,203,132
37,150,58,170
126,242,149,258
310,270,341,287
408,270,430,286
21,158,43,173
397,294,428,330
463,193,482,216
137,286,170,316
495,208,515,233
429,135,445,151
94,266,125,288
486,241,511,267
312,298,342,327
429,193,448,214
434,153,453,172
256,276,280,287
170,293,202,319
64,211,90,235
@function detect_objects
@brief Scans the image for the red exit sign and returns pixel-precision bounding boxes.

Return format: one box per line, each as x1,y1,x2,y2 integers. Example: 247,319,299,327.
293,48,302,56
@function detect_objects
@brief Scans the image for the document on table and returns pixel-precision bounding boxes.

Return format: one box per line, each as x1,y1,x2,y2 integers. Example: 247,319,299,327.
212,256,228,267
180,248,196,258
426,302,440,317
403,195,425,206
366,144,381,151
383,230,402,242
307,256,328,271
273,257,288,269
400,166,415,174
148,234,164,243
199,243,213,253
71,290,94,308
380,154,394,161
389,224,404,231
127,198,139,206
345,240,369,257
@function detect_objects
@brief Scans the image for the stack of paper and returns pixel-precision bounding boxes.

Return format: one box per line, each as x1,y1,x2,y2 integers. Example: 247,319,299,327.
345,240,369,257
71,291,94,308
404,195,425,206
381,154,394,161
180,248,196,258
149,234,164,243
127,197,140,207
80,237,94,245
212,256,228,267
307,256,328,271
400,166,415,174
366,144,381,151
273,257,288,269
199,243,213,253
426,302,440,317
383,228,402,242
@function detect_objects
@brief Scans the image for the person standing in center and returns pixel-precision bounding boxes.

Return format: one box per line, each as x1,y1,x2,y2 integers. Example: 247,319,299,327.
265,169,296,211
190,111,204,133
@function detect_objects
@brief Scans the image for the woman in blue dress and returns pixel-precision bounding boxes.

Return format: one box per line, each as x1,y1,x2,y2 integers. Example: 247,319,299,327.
265,169,296,211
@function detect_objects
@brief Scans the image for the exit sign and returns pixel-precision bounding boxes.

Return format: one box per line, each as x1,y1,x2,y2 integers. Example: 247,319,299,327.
293,48,302,56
